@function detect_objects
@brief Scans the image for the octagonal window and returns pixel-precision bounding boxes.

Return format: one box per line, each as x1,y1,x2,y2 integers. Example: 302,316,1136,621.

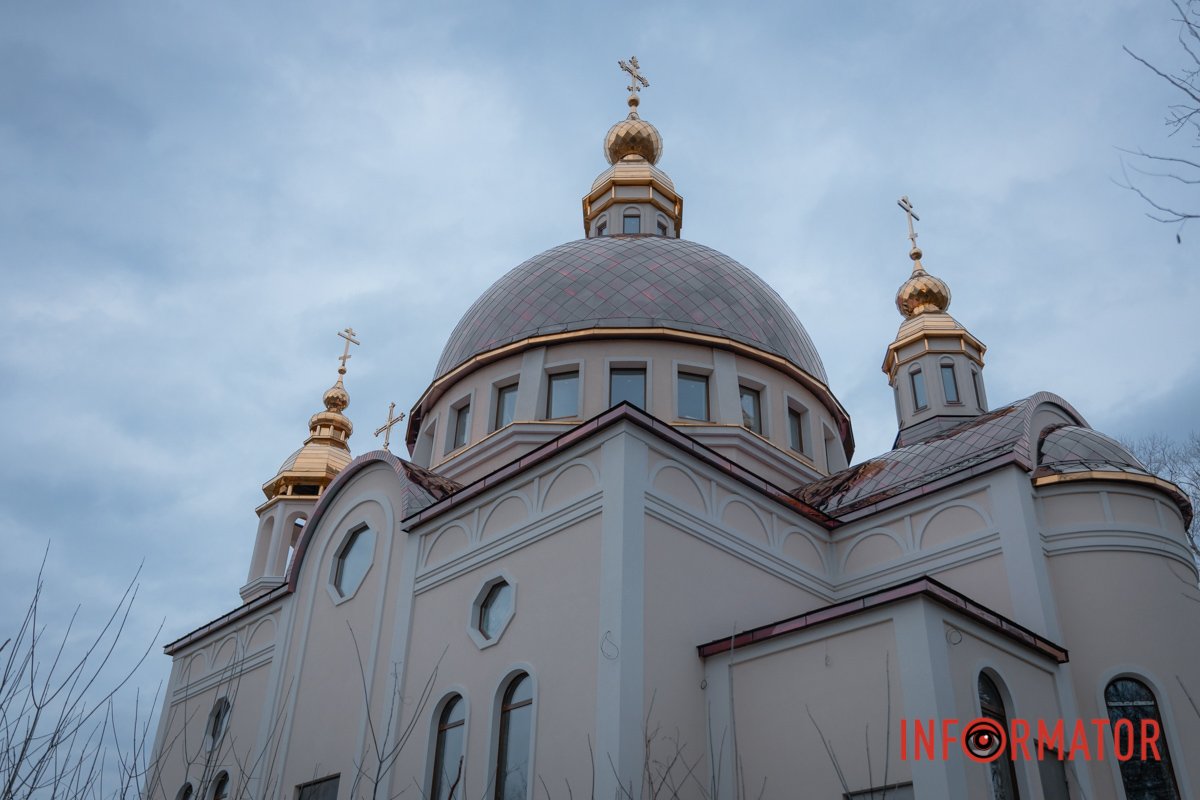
469,574,516,649
479,581,513,639
333,527,375,598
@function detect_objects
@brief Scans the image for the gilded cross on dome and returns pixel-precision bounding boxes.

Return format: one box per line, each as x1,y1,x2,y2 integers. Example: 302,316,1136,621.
897,196,920,255
374,402,405,452
619,56,649,98
336,327,360,374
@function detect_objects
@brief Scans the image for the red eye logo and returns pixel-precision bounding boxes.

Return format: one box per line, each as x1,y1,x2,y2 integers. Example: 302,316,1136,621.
963,718,1006,762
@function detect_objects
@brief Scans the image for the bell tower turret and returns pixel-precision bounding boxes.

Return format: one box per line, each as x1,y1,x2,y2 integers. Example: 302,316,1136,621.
582,56,683,239
240,328,359,602
883,198,988,446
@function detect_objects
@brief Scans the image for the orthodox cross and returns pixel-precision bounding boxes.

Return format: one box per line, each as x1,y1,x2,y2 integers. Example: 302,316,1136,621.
336,327,360,374
619,56,649,96
897,196,920,251
374,401,405,452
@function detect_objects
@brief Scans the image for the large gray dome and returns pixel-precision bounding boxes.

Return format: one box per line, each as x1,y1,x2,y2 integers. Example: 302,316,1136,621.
435,236,828,382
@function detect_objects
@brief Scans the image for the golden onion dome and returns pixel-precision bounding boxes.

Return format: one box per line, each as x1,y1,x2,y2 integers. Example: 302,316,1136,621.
605,98,663,165
895,247,951,318
323,378,349,412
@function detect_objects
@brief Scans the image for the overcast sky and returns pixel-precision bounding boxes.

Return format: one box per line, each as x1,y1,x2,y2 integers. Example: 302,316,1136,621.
2,0,1197,716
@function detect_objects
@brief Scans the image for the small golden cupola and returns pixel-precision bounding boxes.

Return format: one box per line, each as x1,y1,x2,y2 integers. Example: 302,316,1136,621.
583,56,683,239
883,198,988,445
260,328,359,504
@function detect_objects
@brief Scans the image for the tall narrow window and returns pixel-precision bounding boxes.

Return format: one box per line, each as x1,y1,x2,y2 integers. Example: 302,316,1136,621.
1105,678,1180,799
941,363,960,403
495,384,518,429
609,368,646,409
494,674,533,800
657,220,668,236
739,386,762,433
175,784,194,800
788,407,807,454
972,370,984,410
910,369,928,410
677,373,709,421
596,219,607,236
978,674,1020,800
431,696,466,800
623,213,641,234
210,773,230,800
452,402,470,449
546,371,579,419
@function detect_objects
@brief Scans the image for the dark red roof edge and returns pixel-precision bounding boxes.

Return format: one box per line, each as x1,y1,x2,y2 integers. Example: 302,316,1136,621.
163,583,289,655
401,402,837,529
695,575,1068,664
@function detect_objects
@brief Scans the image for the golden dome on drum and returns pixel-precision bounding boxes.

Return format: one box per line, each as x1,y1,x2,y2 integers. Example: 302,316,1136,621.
895,247,952,318
604,111,663,165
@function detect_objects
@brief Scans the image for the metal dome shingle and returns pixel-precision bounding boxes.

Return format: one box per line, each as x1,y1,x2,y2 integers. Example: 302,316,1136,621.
434,236,828,382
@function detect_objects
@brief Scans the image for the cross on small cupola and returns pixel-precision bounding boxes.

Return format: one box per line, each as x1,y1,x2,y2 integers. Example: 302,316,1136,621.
898,195,921,258
337,327,360,375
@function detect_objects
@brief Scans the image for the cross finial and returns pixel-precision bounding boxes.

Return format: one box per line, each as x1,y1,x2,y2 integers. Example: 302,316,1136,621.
897,196,920,255
336,327,360,375
618,56,649,111
373,401,405,452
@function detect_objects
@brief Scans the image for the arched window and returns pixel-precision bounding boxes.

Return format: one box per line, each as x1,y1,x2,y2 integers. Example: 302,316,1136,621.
494,673,533,800
978,673,1020,800
175,784,194,800
1104,678,1180,799
431,695,466,800
910,368,928,410
210,772,230,800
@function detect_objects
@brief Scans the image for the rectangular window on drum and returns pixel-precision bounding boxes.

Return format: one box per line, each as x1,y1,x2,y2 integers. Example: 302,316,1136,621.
941,364,960,404
677,373,709,421
910,370,928,410
546,371,579,419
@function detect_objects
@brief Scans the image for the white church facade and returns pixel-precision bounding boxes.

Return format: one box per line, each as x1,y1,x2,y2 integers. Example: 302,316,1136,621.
147,63,1199,800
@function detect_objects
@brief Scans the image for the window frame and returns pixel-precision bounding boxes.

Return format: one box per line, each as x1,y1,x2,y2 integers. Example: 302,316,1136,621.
786,400,811,458
493,381,519,431
1102,675,1182,800
206,698,231,752
295,774,340,800
940,361,961,405
449,398,471,452
675,370,711,422
429,694,467,800
622,210,641,235
977,671,1022,800
469,572,518,650
210,771,230,800
738,383,764,435
327,524,376,604
910,367,928,411
607,363,648,410
492,671,536,800
544,368,581,420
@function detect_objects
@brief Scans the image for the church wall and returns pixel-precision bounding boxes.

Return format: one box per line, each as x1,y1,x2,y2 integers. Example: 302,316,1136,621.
265,463,411,797
829,477,1014,618
151,604,282,800
1045,548,1200,797
721,618,907,798
394,513,603,799
639,514,829,780
940,619,1065,800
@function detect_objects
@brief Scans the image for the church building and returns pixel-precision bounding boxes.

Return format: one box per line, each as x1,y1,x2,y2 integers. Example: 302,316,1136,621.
148,60,1199,800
